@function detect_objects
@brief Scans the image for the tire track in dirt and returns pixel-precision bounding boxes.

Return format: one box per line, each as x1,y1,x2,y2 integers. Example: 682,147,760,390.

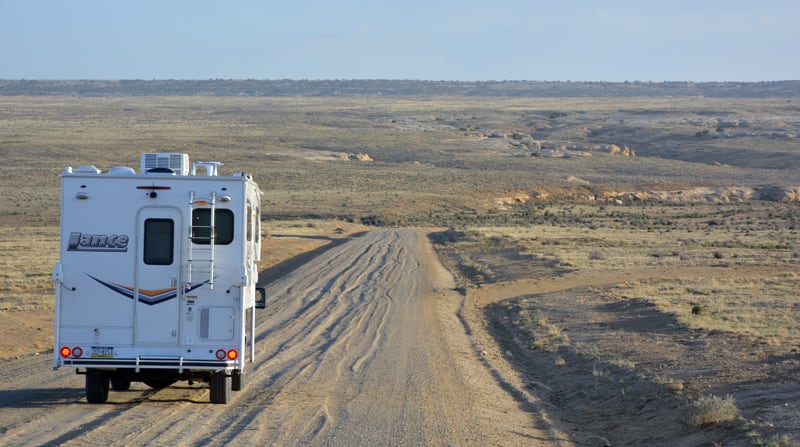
241,229,421,445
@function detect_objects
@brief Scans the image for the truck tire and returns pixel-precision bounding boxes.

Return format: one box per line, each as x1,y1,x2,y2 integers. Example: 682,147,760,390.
209,372,231,404
232,369,246,391
111,379,131,391
86,369,109,403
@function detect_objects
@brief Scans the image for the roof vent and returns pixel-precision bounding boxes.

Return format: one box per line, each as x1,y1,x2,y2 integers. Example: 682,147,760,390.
74,165,101,174
109,166,136,175
191,161,223,176
141,153,189,176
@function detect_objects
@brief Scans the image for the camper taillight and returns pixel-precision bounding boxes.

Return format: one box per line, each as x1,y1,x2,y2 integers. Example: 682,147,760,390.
60,346,82,358
215,349,239,361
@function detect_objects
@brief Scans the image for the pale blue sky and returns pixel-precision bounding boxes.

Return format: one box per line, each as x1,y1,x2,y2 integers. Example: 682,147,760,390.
1,0,797,81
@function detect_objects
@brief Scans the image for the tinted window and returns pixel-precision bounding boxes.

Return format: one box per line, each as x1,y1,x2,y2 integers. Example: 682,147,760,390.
191,209,234,245
144,219,174,265
246,203,253,242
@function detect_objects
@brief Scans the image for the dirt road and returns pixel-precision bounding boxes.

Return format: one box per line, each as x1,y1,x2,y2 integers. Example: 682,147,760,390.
0,229,569,446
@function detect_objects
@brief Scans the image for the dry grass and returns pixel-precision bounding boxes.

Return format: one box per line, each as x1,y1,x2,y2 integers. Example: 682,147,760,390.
611,273,800,346
464,201,799,344
0,226,58,310
684,394,740,427
2,95,799,226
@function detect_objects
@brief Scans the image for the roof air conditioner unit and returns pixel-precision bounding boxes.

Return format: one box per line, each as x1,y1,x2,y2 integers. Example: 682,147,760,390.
141,153,190,176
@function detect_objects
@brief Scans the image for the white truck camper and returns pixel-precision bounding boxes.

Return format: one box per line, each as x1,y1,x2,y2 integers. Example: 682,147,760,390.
53,153,265,404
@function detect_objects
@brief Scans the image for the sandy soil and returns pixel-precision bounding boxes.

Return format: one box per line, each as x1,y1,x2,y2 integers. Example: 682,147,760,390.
439,255,800,446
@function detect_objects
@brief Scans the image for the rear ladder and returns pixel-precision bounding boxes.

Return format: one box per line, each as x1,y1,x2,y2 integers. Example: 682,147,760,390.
188,191,217,290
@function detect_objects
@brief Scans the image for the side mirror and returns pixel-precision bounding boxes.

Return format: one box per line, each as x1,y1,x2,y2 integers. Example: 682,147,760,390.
255,287,266,309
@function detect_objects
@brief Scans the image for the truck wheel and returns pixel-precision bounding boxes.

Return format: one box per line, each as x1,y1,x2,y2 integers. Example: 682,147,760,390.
232,369,246,391
111,379,131,391
209,372,231,404
86,369,109,403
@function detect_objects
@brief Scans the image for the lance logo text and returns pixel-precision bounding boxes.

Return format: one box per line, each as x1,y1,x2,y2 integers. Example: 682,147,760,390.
68,232,129,252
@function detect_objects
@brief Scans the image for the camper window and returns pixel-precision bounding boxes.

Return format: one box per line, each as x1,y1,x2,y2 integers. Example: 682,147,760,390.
144,219,174,265
256,205,261,244
191,209,234,245
246,203,253,242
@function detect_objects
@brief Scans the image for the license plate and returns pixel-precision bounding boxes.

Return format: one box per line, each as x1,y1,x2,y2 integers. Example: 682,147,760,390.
90,346,114,358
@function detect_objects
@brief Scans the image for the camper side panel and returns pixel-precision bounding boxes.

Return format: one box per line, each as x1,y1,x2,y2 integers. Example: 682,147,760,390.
58,176,139,347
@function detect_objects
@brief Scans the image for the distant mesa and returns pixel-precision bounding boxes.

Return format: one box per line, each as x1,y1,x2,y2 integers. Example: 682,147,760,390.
493,185,800,207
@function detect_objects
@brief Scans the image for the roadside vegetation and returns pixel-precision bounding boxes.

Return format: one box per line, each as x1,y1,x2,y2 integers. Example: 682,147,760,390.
431,200,798,445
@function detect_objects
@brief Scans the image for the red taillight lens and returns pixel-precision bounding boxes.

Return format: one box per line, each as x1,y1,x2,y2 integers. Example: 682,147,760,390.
60,346,72,358
72,346,83,357
215,349,226,360
226,349,238,361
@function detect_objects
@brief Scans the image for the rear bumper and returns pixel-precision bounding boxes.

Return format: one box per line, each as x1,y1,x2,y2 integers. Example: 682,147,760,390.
59,356,234,373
